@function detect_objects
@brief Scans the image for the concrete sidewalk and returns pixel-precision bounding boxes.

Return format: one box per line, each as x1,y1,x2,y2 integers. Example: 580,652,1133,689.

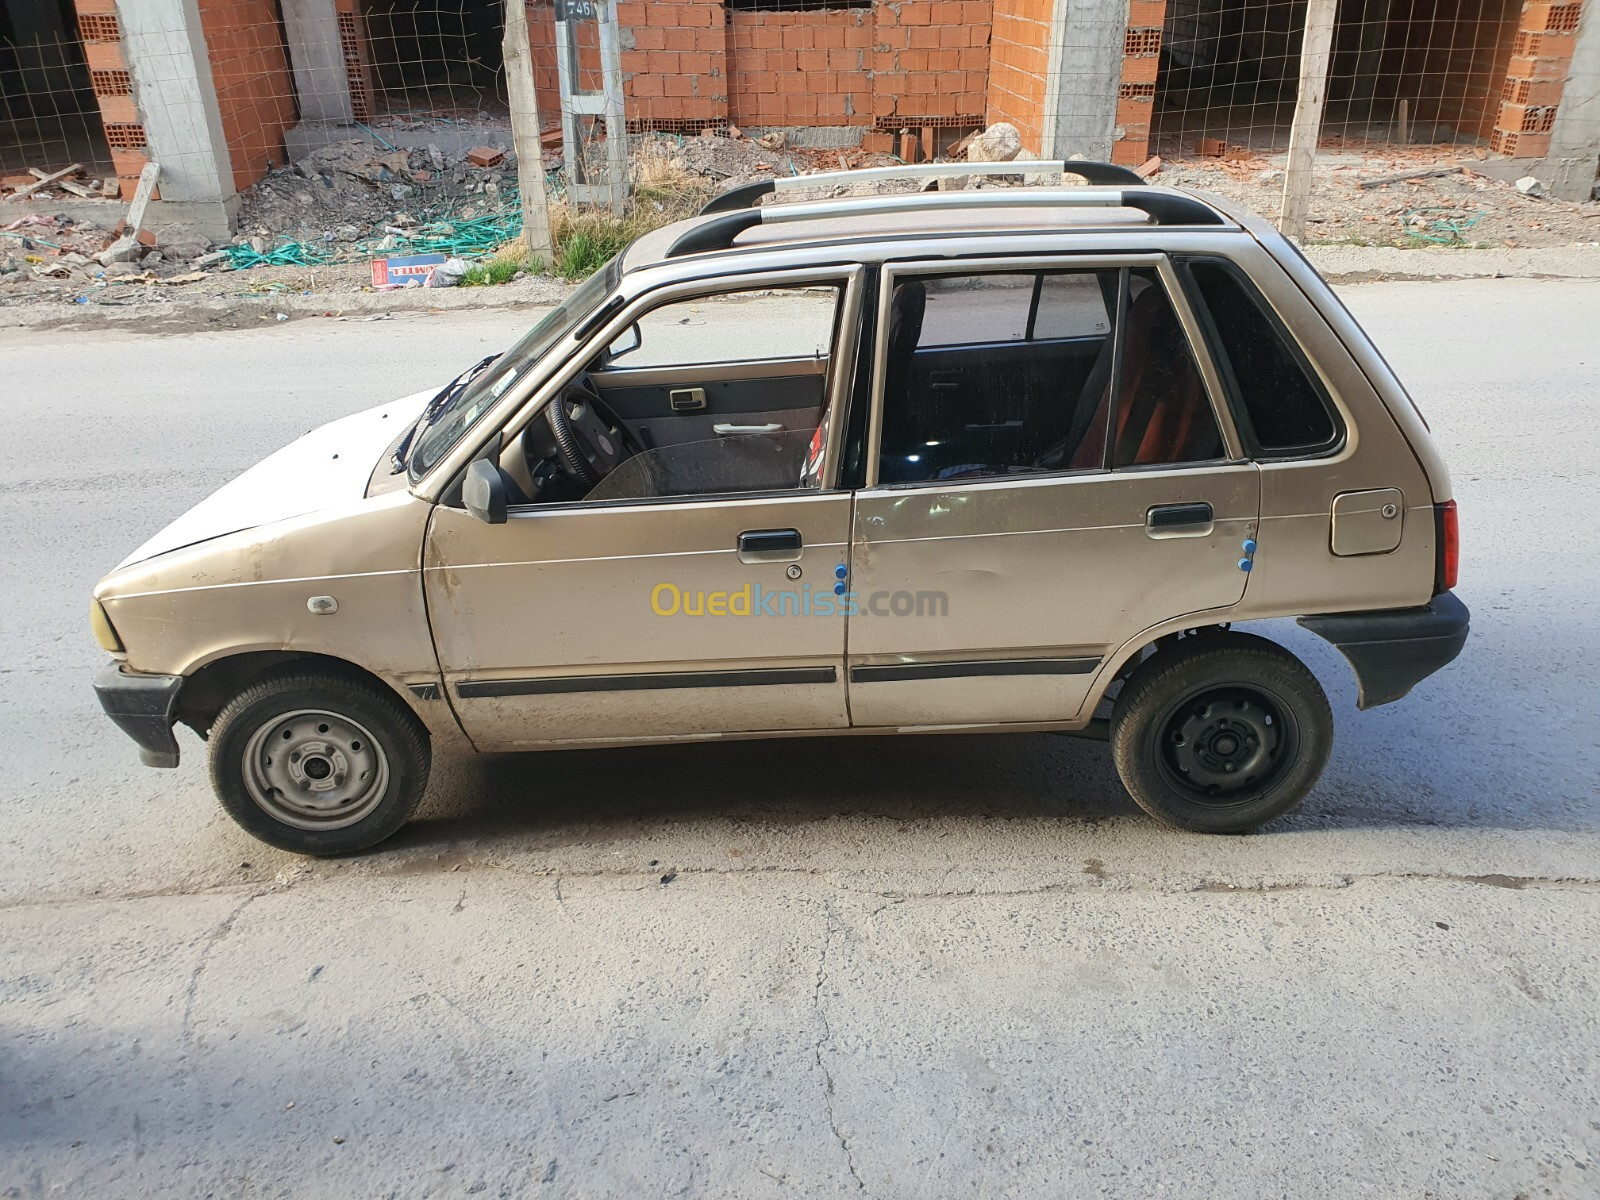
4,868,1596,1199
3,244,1599,333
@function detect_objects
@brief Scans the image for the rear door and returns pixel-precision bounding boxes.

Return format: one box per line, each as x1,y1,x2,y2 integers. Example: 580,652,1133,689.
845,256,1260,729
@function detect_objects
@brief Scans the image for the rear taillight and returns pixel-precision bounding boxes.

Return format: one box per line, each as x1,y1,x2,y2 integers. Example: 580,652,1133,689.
1434,500,1458,593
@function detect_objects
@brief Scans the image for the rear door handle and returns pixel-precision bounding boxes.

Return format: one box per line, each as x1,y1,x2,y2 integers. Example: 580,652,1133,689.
1146,502,1214,538
738,528,803,562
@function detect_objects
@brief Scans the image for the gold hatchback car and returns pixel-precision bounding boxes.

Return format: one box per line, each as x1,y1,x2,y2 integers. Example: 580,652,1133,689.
92,162,1467,854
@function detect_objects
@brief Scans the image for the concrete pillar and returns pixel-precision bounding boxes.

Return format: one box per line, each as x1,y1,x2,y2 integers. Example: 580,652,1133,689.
282,0,354,125
1540,3,1600,201
1043,0,1137,162
115,0,235,214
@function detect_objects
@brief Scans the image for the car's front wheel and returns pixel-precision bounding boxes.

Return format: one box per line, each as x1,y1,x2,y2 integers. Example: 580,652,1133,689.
209,669,431,855
1110,634,1332,834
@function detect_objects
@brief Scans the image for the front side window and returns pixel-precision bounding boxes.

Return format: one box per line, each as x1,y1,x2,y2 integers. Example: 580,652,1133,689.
516,282,846,505
876,266,1224,485
1185,259,1338,455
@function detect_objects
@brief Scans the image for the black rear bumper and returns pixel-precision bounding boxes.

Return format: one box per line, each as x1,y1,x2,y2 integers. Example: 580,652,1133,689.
1298,591,1469,710
94,666,183,768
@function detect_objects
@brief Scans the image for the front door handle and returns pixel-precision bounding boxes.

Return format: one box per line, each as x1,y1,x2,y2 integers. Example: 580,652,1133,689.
714,422,783,436
738,528,803,563
1146,502,1214,538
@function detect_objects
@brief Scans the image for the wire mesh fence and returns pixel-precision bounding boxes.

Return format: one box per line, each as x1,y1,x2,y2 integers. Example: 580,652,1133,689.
1150,0,1529,156
0,6,112,179
2,0,1590,252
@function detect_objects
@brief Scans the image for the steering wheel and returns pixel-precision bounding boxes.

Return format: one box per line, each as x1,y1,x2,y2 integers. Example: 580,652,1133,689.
546,379,633,487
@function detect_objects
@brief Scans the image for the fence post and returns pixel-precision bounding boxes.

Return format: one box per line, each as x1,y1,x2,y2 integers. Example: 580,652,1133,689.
1279,0,1338,241
504,0,555,263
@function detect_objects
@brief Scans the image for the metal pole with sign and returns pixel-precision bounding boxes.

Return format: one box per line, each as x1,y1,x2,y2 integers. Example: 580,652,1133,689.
555,0,628,214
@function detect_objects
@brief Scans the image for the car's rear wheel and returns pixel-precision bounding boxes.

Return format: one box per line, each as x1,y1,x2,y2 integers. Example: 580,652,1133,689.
209,670,430,855
1110,634,1332,833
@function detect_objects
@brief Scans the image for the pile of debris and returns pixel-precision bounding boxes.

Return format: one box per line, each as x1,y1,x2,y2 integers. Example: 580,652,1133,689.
0,210,226,304
232,137,531,265
1152,144,1600,248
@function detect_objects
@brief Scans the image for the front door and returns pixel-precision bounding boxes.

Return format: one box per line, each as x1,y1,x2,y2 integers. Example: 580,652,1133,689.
845,259,1259,728
426,274,860,749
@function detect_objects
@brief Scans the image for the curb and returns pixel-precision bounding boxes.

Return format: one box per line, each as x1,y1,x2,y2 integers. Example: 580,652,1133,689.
0,276,569,332
1302,244,1600,283
4,246,1598,332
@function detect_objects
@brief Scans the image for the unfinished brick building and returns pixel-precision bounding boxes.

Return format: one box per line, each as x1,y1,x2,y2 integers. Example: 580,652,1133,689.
2,0,1597,235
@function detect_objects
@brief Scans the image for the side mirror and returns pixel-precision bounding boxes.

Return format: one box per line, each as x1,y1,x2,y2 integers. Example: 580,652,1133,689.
463,458,507,524
607,321,642,360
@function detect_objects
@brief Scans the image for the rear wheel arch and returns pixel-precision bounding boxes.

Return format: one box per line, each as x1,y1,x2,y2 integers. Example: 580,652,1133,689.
1109,629,1333,832
1087,620,1273,713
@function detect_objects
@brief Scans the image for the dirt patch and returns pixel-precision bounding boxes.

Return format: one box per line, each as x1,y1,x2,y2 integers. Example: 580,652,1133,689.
1157,146,1600,249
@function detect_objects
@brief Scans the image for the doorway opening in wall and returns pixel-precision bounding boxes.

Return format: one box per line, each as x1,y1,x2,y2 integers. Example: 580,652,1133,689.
0,0,112,176
358,0,508,116
1149,0,1523,156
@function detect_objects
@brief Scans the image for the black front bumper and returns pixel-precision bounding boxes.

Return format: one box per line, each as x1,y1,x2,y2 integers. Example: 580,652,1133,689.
1298,590,1470,710
94,666,183,768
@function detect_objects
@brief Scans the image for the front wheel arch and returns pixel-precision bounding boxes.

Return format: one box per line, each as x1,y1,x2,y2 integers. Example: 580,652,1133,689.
177,650,415,738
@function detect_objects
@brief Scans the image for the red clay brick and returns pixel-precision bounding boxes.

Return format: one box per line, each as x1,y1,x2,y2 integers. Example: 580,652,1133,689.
1507,53,1570,80
1502,75,1565,106
1121,54,1159,85
1111,140,1145,165
1489,128,1551,156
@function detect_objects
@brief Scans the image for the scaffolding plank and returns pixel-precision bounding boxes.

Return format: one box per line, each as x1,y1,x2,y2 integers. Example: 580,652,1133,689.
6,164,83,202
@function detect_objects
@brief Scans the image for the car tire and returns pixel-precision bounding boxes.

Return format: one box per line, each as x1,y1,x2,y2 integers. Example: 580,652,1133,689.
1110,634,1332,834
209,670,431,856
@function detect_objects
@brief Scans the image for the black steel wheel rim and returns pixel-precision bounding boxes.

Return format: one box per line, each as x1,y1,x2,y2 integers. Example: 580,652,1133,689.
1156,685,1297,807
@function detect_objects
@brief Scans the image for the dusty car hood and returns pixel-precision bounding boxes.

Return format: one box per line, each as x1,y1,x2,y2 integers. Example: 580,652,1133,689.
119,389,436,567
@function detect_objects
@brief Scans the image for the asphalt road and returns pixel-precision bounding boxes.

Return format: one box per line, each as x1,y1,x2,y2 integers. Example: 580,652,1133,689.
2,282,1598,1198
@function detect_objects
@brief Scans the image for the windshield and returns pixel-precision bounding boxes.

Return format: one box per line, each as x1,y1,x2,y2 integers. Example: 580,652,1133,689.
408,258,620,480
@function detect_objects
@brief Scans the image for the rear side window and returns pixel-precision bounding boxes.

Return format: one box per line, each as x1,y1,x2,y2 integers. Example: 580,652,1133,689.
1186,260,1338,455
875,267,1224,485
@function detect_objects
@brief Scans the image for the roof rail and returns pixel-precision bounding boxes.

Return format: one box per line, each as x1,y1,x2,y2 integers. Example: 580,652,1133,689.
669,186,1226,258
700,159,1144,214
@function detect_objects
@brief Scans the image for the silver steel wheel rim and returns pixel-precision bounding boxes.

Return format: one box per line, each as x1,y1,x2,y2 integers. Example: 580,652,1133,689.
241,709,389,831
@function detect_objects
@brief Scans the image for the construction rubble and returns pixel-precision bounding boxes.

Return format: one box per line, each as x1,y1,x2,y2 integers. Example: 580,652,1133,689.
3,125,1597,310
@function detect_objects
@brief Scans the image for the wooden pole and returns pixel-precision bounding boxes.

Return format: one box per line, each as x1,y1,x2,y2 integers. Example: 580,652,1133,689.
1279,0,1337,241
504,0,554,263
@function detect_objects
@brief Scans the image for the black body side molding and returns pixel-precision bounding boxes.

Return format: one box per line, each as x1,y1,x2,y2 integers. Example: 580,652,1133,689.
1298,590,1469,709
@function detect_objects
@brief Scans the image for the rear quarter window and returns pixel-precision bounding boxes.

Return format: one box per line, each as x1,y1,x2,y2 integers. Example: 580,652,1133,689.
1185,259,1339,456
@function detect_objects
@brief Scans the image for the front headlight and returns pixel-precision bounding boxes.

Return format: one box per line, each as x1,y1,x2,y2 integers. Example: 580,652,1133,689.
90,600,124,653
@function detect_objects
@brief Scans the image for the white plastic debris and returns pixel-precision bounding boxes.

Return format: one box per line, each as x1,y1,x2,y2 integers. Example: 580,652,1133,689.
427,257,468,288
